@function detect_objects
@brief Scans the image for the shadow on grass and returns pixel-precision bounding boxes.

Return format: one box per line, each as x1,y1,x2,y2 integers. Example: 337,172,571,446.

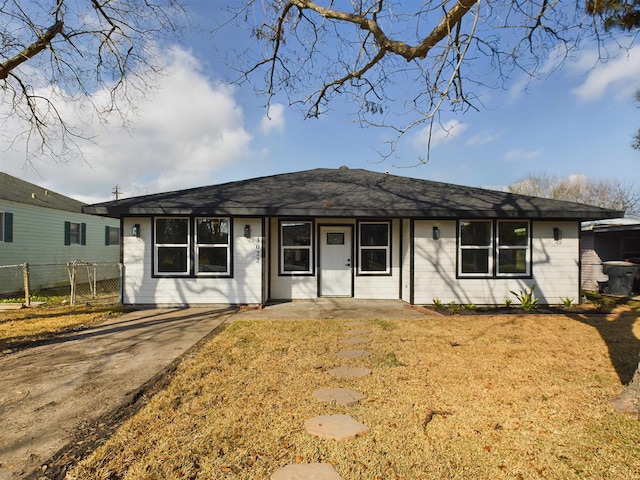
568,301,640,385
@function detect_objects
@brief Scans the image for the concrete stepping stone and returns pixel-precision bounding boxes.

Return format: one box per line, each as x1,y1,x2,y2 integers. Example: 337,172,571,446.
327,366,371,378
345,321,366,327
305,414,370,441
313,387,367,406
347,328,372,335
335,349,372,359
340,337,371,345
271,463,345,480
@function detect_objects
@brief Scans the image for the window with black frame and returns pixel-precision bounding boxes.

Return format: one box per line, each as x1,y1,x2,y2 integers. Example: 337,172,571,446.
196,217,231,275
458,220,530,277
497,221,530,275
359,222,390,274
281,221,313,274
155,218,189,275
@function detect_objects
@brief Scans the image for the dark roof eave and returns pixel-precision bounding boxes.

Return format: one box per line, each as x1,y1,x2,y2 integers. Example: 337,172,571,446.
82,205,623,221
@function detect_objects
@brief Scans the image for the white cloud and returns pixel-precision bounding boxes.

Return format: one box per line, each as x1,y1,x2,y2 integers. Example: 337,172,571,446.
503,148,541,162
1,46,253,203
411,120,468,151
260,103,285,134
571,44,640,102
466,129,503,147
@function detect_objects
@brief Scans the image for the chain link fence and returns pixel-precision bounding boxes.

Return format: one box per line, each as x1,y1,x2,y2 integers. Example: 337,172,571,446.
0,262,121,305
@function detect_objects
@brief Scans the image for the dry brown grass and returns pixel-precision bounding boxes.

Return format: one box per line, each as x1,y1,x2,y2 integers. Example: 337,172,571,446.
66,311,640,480
0,304,124,351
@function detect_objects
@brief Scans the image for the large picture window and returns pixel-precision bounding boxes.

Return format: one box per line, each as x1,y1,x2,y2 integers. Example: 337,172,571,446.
359,222,390,274
281,221,313,274
458,220,530,277
196,218,231,275
155,218,189,275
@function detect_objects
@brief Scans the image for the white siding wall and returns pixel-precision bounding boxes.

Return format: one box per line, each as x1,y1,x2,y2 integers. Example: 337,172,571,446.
0,200,119,268
401,219,411,302
412,220,580,306
122,217,263,306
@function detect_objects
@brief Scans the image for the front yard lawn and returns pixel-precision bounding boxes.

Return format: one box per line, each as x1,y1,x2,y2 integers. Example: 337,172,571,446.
66,310,640,479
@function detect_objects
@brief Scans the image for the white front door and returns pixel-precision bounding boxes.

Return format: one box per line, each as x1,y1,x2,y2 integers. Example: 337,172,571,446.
319,226,353,296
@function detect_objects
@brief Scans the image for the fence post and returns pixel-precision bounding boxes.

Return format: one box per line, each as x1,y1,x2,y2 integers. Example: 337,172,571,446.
23,263,30,307
93,263,97,299
67,261,76,306
118,263,124,305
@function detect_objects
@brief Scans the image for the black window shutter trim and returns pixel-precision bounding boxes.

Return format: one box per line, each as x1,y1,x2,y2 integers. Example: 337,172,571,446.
64,221,71,245
4,212,13,242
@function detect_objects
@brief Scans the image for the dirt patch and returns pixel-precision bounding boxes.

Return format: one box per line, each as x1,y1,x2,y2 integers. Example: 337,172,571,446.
0,307,233,480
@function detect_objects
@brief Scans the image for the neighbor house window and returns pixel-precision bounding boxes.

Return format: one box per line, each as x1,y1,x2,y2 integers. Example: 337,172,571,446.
0,212,10,243
196,217,231,275
359,222,390,274
280,221,313,274
458,220,530,277
155,218,189,275
64,221,86,245
105,226,120,246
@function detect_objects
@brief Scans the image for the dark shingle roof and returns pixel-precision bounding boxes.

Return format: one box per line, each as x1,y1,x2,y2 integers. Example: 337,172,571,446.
83,168,623,220
0,172,85,213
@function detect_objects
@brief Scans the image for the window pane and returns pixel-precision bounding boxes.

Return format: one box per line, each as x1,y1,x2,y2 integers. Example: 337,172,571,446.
156,218,188,244
499,221,528,247
157,247,188,273
197,218,229,244
460,221,491,246
282,223,311,246
108,227,120,245
361,223,388,246
461,249,490,274
361,249,387,271
283,248,310,271
70,222,81,244
198,247,228,273
498,249,527,274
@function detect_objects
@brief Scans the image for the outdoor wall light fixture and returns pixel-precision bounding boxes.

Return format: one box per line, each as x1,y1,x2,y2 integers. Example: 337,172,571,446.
132,224,140,238
244,224,251,238
433,226,440,240
553,227,562,241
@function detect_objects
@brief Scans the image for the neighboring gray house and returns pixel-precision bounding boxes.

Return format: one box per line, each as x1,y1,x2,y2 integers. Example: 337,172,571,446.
0,172,120,292
581,216,640,293
84,167,622,307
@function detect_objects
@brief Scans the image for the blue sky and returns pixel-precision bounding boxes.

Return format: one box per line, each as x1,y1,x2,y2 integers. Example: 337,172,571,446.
2,3,640,204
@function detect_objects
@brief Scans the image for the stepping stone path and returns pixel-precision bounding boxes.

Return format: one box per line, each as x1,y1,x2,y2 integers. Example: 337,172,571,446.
345,321,366,327
305,414,370,441
327,366,371,378
335,349,372,359
340,337,371,344
271,463,345,480
313,387,367,406
273,318,375,479
347,328,372,335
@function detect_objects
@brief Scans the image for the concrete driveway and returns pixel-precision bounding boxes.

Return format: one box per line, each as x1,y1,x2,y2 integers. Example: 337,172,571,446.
0,307,235,480
0,299,426,479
